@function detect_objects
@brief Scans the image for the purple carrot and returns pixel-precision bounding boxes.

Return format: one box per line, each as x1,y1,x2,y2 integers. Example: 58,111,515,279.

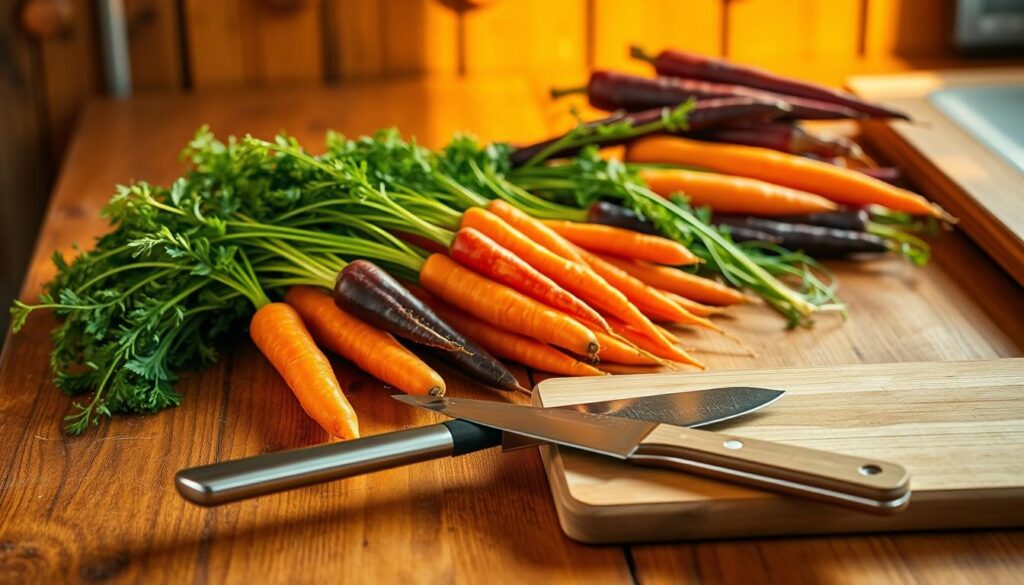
587,201,658,234
632,47,910,120
333,260,521,393
510,97,790,166
553,70,864,120
713,216,889,257
695,122,859,158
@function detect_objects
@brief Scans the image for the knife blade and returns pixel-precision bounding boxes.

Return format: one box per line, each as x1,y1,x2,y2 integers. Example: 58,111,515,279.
395,396,911,514
175,386,782,506
504,385,782,451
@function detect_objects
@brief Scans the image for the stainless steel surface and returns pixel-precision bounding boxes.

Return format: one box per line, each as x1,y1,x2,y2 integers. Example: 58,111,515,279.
501,386,783,451
560,386,784,427
394,396,658,459
175,424,455,506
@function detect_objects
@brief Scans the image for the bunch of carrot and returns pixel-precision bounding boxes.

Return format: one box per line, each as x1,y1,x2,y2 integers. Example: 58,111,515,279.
242,193,747,440
542,46,949,264
20,49,944,439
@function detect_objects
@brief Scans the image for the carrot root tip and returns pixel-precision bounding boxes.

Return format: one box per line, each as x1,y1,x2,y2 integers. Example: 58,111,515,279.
429,386,445,397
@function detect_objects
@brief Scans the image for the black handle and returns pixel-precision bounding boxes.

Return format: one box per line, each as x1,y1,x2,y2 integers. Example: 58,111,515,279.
444,419,503,455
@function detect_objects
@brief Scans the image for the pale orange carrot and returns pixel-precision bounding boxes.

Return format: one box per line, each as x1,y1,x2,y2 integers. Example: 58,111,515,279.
250,303,359,439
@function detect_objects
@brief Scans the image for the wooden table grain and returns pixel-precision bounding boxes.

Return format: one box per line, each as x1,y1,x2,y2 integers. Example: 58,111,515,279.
1,78,1023,584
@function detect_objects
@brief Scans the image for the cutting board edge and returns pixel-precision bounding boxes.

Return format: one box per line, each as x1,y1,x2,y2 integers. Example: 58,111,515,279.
542,444,1024,544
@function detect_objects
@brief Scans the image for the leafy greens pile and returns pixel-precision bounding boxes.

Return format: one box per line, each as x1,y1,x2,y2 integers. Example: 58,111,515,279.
12,118,841,433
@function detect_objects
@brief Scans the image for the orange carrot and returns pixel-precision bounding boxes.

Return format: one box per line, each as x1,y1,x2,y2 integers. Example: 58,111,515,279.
627,136,949,218
591,330,662,365
448,227,608,332
578,249,719,333
417,291,604,377
598,255,747,306
662,291,723,318
543,219,699,265
460,208,668,347
285,286,445,396
487,199,586,262
419,254,599,358
606,316,705,370
598,363,685,375
639,168,838,216
250,303,359,439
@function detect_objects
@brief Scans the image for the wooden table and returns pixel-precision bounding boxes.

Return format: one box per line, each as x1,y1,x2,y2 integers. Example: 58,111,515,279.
1,78,1023,584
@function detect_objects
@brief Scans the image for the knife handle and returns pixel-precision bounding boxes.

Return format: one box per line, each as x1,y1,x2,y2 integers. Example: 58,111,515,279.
633,424,910,514
175,420,501,506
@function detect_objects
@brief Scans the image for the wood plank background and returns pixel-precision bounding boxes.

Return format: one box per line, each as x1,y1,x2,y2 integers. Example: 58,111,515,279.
30,0,1006,153
6,0,1020,339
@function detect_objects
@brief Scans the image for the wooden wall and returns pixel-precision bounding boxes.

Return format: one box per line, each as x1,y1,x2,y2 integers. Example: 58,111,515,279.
0,0,993,336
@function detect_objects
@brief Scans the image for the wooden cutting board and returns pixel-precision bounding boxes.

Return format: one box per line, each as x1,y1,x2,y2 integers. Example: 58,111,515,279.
847,69,1024,287
534,358,1024,543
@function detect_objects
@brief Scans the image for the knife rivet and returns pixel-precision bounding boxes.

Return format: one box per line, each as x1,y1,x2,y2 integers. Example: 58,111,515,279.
723,439,744,450
860,464,882,476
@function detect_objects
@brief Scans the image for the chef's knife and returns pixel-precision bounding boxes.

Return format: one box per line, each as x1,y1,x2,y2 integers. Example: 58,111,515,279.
395,395,911,514
175,386,782,506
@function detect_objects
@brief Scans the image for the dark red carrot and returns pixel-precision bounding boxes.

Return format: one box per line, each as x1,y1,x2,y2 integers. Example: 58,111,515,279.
765,209,870,232
553,70,864,120
332,260,522,392
509,97,791,166
587,201,658,235
631,47,910,120
696,122,860,159
713,216,889,257
333,260,464,353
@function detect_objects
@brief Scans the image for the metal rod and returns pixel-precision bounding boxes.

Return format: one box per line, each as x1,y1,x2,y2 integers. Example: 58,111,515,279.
97,0,131,97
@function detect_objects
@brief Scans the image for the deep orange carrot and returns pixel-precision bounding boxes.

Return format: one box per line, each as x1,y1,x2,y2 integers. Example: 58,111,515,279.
285,286,445,396
448,227,609,332
639,168,838,215
543,220,699,265
460,208,667,345
578,249,719,334
662,291,723,317
599,255,747,306
417,291,604,377
605,316,705,370
250,303,359,439
419,254,599,358
487,199,586,262
627,136,949,218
